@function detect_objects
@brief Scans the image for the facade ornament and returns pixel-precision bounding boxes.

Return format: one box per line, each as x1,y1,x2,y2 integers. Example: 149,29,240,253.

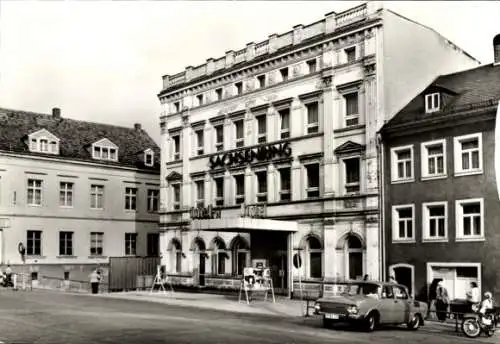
244,79,255,92
292,65,301,77
244,99,256,109
263,93,278,102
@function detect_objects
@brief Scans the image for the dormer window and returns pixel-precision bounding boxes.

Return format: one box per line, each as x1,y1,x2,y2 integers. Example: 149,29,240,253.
27,129,60,155
425,93,440,113
144,149,154,167
92,138,119,162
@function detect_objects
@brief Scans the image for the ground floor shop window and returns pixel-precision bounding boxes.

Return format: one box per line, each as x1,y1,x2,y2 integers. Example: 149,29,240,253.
305,236,322,278
427,263,481,300
231,236,249,276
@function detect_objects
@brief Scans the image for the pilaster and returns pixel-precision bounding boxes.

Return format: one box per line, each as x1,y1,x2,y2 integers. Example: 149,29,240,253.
321,71,336,197
244,166,254,204
223,116,233,151
365,218,380,281
323,221,337,278
267,106,276,143
266,164,276,203
244,110,255,146
290,97,303,138
182,119,191,207
224,170,233,206
291,159,302,201
204,172,211,207
204,125,213,155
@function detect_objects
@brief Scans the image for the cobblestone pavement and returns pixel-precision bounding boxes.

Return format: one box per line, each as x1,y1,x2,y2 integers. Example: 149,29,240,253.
0,288,497,344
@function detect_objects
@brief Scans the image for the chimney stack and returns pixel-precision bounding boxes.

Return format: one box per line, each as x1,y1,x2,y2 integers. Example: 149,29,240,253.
52,107,61,118
134,123,142,131
494,34,500,65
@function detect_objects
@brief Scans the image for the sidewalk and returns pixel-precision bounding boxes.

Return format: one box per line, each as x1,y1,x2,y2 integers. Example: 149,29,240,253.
97,290,307,318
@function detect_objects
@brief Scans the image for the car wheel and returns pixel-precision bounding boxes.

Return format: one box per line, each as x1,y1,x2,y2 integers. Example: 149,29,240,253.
407,314,421,330
364,313,377,332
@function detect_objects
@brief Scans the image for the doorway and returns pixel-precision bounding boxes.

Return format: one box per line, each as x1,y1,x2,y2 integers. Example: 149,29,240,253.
390,264,414,296
193,237,206,287
269,251,288,294
345,235,364,280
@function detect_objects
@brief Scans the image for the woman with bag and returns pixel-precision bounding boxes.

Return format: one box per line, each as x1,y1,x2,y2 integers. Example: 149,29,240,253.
436,281,449,321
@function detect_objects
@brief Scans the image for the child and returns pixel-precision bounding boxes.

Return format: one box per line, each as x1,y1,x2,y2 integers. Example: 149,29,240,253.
479,292,494,325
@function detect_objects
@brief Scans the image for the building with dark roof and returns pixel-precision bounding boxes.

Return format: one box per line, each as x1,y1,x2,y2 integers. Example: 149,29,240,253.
156,2,480,297
379,35,500,302
0,106,161,288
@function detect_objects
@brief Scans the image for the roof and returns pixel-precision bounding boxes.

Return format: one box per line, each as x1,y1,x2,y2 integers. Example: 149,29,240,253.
382,64,500,131
0,107,161,171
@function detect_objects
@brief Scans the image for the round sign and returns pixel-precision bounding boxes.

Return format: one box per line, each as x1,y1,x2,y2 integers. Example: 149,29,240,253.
293,253,302,269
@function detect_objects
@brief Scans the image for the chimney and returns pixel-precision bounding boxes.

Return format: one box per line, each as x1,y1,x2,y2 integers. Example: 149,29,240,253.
494,34,500,65
52,107,61,118
134,123,142,131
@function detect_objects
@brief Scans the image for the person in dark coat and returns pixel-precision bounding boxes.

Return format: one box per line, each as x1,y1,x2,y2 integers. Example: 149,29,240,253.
435,281,450,321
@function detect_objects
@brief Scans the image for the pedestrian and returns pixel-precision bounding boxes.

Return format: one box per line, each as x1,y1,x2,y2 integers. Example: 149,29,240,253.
465,281,480,312
435,281,449,321
427,279,440,320
5,264,12,287
89,268,101,294
389,275,397,284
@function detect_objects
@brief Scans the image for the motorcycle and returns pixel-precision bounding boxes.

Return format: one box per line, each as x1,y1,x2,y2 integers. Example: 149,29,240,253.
461,304,498,338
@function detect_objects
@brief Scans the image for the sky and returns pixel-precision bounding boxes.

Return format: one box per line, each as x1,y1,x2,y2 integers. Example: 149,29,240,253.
0,1,499,145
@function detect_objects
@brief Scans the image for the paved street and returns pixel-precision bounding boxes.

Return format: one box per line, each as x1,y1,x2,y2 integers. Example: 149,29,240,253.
0,288,497,344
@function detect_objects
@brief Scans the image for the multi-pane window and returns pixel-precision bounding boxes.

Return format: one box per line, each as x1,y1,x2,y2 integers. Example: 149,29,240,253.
235,81,243,95
90,232,103,256
391,146,413,182
256,171,267,203
257,75,266,88
59,231,73,256
93,146,117,161
455,134,482,174
457,199,483,239
422,140,446,178
196,94,204,106
235,120,244,147
279,109,290,139
425,93,440,113
215,88,223,101
195,180,205,208
423,203,447,240
307,237,322,279
145,152,154,166
306,164,320,198
211,239,226,275
27,179,42,206
280,67,289,82
257,115,267,143
125,233,137,256
306,102,319,134
90,185,104,209
125,187,137,211
172,183,181,210
40,139,49,152
27,230,42,256
234,174,245,205
345,93,359,127
279,167,291,201
345,47,356,63
214,177,224,206
147,189,159,213
307,59,317,73
195,129,204,155
215,125,224,152
392,205,414,241
172,135,181,161
59,182,73,207
344,158,360,193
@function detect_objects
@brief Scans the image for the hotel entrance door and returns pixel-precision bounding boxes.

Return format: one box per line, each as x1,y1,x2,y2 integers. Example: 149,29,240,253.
269,252,287,294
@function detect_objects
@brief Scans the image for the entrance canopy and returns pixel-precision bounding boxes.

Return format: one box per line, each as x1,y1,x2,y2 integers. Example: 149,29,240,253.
191,217,298,233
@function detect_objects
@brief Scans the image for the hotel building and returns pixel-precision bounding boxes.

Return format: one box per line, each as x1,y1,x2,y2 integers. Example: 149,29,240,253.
380,35,500,301
0,107,161,286
157,2,479,296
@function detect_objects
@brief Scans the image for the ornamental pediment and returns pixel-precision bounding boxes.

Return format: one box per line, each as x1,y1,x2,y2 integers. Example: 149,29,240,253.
334,140,365,155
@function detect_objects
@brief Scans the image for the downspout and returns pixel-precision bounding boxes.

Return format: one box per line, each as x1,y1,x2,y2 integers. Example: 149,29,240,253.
376,132,386,282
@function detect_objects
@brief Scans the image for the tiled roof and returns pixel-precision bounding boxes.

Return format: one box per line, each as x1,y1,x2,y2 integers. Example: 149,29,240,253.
382,64,500,129
0,107,160,171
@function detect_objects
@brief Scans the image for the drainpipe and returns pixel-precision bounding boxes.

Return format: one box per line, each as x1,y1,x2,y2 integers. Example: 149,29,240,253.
376,133,386,282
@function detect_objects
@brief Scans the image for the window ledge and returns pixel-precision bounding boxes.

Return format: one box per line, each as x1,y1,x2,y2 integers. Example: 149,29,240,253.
27,204,43,207
390,178,415,185
90,208,104,211
57,255,77,259
454,170,483,177
88,255,108,259
26,255,46,259
422,238,448,243
421,175,447,181
455,237,485,242
125,209,138,213
391,239,416,244
59,205,74,209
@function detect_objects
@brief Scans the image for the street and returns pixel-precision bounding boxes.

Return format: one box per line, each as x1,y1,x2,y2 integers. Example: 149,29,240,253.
0,289,496,344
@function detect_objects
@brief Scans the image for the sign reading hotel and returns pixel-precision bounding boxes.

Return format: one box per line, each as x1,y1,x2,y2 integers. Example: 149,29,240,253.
190,205,221,220
209,142,292,170
241,204,267,218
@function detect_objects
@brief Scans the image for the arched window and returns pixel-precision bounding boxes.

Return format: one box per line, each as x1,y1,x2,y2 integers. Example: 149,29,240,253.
231,236,249,276
306,236,322,279
169,239,182,273
345,235,363,280
211,237,227,275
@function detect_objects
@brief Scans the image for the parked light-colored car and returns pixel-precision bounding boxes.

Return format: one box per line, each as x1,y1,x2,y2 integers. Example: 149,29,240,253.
314,281,428,332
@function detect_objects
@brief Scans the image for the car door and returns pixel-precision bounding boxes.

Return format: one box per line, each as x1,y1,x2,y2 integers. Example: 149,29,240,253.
379,285,396,324
392,285,410,324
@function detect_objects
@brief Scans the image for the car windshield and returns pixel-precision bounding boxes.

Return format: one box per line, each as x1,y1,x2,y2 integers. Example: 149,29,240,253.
328,282,380,296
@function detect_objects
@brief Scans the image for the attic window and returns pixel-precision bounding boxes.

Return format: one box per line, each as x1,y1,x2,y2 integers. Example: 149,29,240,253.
93,145,118,161
28,130,60,155
425,93,440,113
144,151,154,167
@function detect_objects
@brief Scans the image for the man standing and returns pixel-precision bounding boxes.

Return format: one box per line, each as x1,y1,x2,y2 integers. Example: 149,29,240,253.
5,264,13,287
89,269,101,294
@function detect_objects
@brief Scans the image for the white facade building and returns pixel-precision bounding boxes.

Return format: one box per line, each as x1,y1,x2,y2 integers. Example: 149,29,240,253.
157,2,479,296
